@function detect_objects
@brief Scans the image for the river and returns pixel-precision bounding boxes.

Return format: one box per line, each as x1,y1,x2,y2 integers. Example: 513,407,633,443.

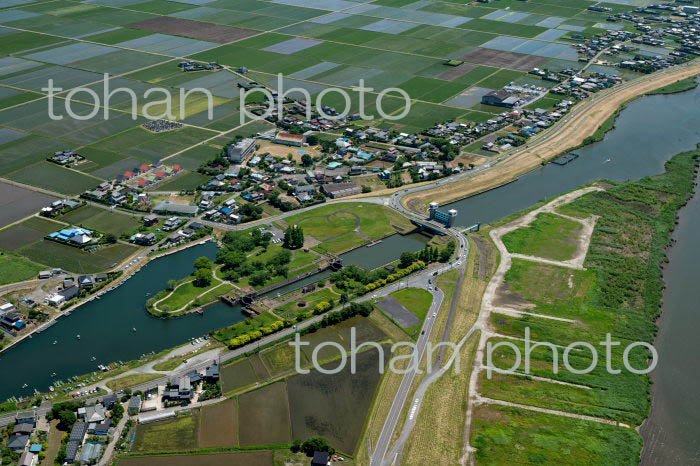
446,81,700,226
0,234,429,400
639,189,700,466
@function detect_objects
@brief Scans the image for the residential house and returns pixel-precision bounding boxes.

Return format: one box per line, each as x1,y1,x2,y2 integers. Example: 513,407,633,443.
77,275,94,289
143,215,158,227
78,404,106,424
8,434,29,452
47,227,94,246
0,312,25,330
130,232,156,246
205,361,220,381
164,375,193,401
128,395,142,415
102,393,118,409
18,451,35,466
15,411,36,426
13,424,34,436
162,217,183,231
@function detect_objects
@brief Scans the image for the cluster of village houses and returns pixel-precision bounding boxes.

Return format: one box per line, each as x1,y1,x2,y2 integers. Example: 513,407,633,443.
1,360,220,466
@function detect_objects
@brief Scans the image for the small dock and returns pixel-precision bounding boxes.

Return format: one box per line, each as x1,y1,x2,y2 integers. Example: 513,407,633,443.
551,152,579,166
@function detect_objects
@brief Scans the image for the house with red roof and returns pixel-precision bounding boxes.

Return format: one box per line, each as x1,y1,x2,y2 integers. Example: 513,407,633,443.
123,171,134,179
138,179,148,187
173,164,182,171
156,171,165,178
139,164,150,173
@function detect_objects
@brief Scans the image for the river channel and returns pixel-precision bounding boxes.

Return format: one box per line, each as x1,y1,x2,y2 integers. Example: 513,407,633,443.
0,233,429,400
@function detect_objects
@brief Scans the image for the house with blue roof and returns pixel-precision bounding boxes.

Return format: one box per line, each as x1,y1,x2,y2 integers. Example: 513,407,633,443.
48,227,94,245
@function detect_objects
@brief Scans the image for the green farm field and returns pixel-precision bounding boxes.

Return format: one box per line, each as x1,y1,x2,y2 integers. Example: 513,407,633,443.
59,205,142,236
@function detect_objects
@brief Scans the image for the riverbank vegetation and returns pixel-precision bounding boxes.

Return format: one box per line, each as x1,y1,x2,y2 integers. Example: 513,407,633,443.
471,147,700,464
646,76,698,95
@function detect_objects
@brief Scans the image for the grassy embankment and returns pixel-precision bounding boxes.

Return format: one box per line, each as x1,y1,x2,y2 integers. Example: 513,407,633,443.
471,147,700,465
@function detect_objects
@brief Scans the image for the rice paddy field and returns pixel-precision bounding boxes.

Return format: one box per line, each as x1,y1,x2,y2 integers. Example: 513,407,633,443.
0,0,645,319
0,0,643,190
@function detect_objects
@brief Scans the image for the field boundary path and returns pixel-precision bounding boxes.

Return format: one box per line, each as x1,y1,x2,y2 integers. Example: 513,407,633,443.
461,186,608,466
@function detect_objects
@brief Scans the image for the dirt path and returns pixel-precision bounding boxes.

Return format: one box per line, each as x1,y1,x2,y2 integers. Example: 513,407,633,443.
402,60,700,213
461,187,603,465
474,395,629,428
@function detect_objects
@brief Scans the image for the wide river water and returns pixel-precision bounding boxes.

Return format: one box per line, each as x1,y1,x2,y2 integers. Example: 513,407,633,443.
1,82,699,464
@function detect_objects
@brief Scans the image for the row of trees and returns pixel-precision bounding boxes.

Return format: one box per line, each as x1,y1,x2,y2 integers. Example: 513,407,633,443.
227,319,289,349
365,261,426,292
300,302,373,336
283,225,305,249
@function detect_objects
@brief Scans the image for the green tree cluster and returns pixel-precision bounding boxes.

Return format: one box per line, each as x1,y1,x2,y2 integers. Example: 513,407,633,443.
283,225,305,249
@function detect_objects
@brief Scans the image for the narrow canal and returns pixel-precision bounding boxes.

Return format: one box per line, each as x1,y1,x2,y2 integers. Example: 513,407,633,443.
0,234,429,400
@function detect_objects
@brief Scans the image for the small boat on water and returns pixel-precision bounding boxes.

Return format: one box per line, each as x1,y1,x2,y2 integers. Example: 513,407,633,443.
53,340,58,345
604,157,611,163
132,327,137,332
76,334,81,340
91,356,96,361
22,383,28,388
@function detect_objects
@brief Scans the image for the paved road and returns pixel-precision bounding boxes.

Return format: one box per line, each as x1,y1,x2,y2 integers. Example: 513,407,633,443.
370,229,469,466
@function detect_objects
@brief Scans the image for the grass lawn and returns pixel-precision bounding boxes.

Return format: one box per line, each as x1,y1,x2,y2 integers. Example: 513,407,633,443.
133,413,199,452
312,232,365,255
157,279,215,312
286,203,413,244
389,287,433,334
105,373,162,391
502,212,583,261
275,286,340,320
0,251,44,285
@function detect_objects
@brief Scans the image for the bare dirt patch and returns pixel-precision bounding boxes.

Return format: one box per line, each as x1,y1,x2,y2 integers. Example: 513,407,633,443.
459,48,549,71
127,17,259,43
199,399,237,448
437,63,478,81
